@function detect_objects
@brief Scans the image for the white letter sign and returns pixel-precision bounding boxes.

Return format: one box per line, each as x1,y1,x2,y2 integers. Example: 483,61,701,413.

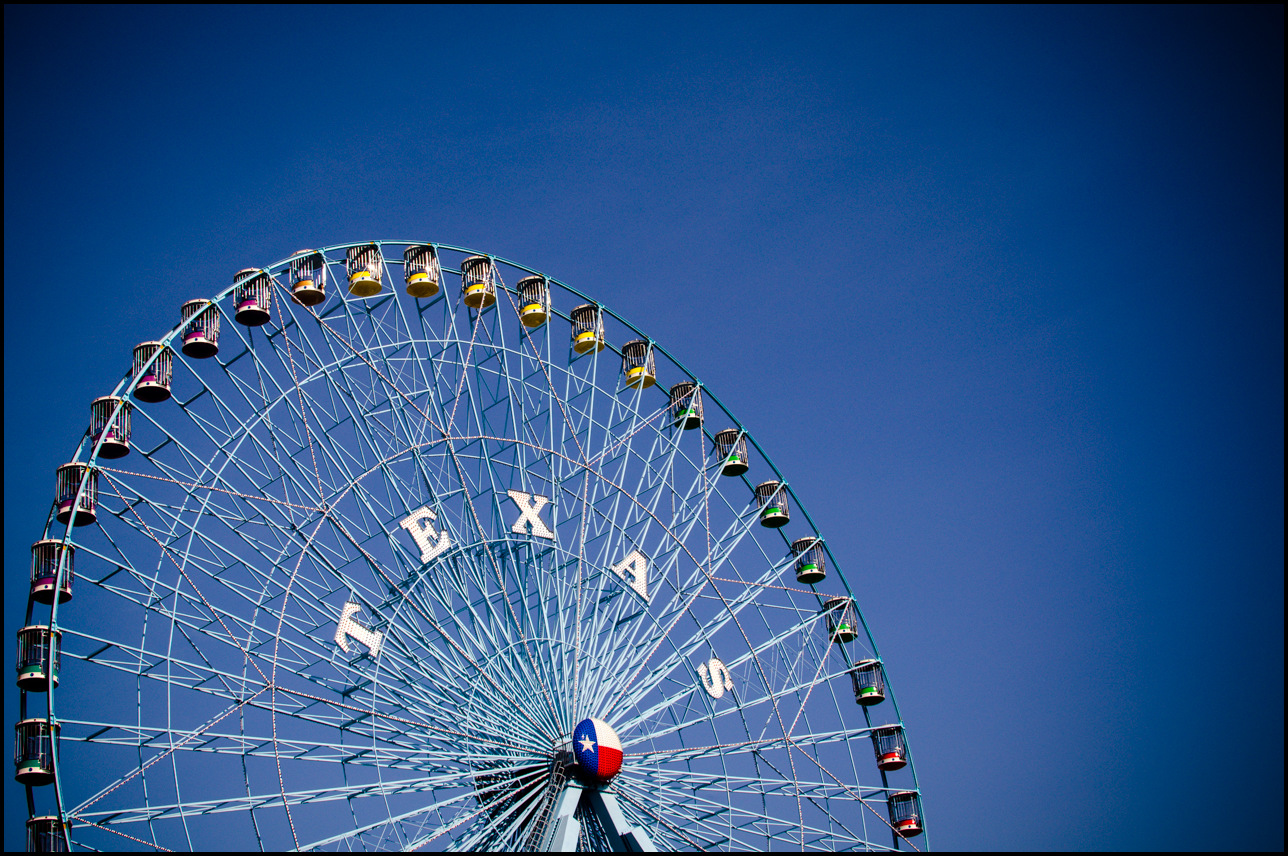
399,505,451,563
697,658,734,699
335,601,384,658
507,490,556,540
610,550,649,602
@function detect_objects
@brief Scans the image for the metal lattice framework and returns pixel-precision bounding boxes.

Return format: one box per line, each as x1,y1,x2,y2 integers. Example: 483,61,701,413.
16,241,925,851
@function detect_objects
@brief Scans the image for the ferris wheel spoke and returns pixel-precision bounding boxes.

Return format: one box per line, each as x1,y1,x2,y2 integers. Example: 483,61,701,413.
618,426,698,551
390,562,566,745
317,518,562,743
610,576,851,742
634,765,889,802
433,472,569,730
576,473,753,719
576,466,720,699
450,800,531,852
91,472,276,683
623,655,856,755
608,783,730,850
374,624,552,750
302,320,434,474
581,419,671,582
383,276,445,441
297,786,488,852
604,548,793,723
64,631,266,708
510,316,587,470
787,742,924,853
59,720,443,769
73,772,467,828
636,759,889,840
59,679,533,785
118,371,337,545
623,727,859,768
275,343,346,507
451,764,558,852
617,774,861,851
88,497,315,664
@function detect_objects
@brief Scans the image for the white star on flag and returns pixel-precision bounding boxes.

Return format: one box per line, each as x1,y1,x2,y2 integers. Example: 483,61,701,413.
579,736,596,752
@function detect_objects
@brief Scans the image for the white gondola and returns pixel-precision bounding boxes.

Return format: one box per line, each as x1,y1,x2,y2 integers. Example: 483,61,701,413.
89,396,132,459
669,382,703,429
14,719,59,786
290,249,326,306
54,463,96,527
132,341,172,403
754,480,790,527
823,596,858,643
791,537,826,584
180,299,220,358
404,244,441,298
27,816,70,852
346,244,384,297
29,540,73,605
16,626,61,692
622,339,657,388
517,275,550,326
233,269,273,326
713,429,749,475
850,659,887,706
888,791,924,837
461,255,497,308
570,303,606,354
871,724,908,771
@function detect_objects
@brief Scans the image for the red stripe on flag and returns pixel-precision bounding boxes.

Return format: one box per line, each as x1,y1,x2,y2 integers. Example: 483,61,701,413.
597,746,623,779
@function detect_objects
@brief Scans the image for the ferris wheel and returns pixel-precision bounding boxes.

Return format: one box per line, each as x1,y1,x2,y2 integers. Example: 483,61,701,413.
15,241,925,851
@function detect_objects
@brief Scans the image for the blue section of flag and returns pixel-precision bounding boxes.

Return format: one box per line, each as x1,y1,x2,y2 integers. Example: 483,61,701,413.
572,718,599,774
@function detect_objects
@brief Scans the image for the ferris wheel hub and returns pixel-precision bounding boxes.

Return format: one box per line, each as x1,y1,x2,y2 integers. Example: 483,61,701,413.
571,717,623,782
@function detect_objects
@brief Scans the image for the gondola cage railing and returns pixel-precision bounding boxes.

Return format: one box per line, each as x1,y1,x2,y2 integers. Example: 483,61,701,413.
14,719,59,786
131,341,172,403
29,540,73,605
16,626,61,692
54,463,96,527
887,791,924,838
622,339,657,388
290,249,326,306
404,244,441,298
871,724,908,771
89,396,132,460
754,480,790,527
713,428,749,476
27,816,70,853
346,244,384,297
823,596,859,644
179,299,219,358
790,536,826,584
517,275,550,327
669,381,703,429
570,303,606,354
233,268,273,326
461,255,497,309
850,659,886,706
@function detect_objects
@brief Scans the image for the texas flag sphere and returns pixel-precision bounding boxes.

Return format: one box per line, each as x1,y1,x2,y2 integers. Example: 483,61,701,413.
572,717,623,782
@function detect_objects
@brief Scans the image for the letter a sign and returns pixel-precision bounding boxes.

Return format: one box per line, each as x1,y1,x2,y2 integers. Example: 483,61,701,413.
610,550,650,602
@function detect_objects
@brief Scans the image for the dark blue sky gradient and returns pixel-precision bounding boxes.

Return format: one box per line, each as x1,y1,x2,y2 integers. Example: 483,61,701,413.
5,6,1283,850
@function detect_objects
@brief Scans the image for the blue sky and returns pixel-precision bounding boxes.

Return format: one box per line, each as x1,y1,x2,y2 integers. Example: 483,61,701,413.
4,6,1283,850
